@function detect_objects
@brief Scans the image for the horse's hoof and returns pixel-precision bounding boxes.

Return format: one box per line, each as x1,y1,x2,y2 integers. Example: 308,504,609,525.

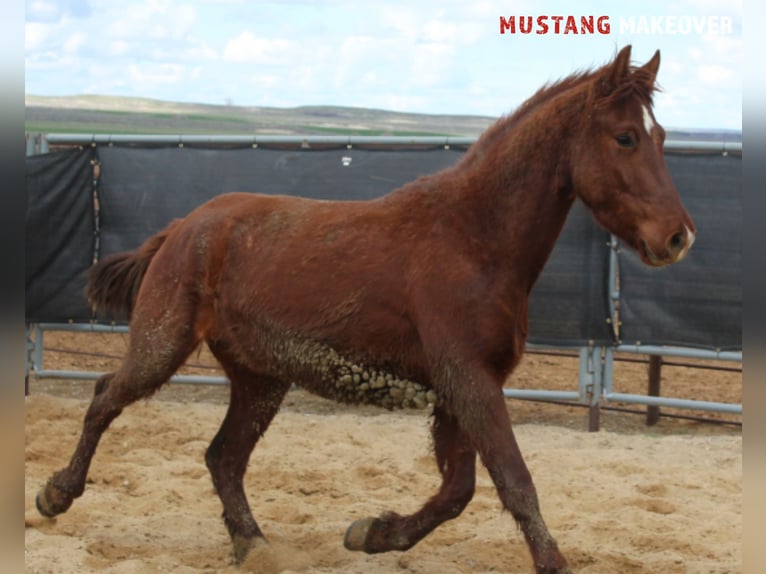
343,517,376,552
35,491,55,518
231,533,268,564
35,483,70,518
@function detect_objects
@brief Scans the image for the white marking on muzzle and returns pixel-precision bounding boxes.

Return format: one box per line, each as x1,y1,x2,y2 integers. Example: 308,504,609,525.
642,104,655,136
684,224,695,248
677,225,695,261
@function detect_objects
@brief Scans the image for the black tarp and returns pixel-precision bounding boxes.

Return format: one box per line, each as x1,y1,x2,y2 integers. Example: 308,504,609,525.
617,152,742,350
95,144,614,344
26,142,739,350
528,200,612,345
95,145,466,254
25,148,95,322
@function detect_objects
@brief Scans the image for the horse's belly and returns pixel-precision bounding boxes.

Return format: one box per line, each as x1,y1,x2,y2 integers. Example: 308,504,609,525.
296,353,437,410
238,327,435,410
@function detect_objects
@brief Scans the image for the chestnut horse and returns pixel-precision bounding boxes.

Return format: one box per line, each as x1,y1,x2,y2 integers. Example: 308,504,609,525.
37,46,694,573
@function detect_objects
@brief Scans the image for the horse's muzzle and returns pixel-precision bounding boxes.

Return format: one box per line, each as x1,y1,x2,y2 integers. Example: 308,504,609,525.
641,224,695,267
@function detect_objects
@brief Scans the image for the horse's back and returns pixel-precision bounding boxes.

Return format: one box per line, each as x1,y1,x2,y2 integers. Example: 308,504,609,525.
169,191,420,373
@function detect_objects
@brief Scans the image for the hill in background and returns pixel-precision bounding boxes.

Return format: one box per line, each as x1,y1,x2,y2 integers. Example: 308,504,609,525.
25,94,741,141
25,95,493,138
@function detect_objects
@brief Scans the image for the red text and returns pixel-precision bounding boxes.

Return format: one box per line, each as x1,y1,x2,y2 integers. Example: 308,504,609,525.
500,15,611,35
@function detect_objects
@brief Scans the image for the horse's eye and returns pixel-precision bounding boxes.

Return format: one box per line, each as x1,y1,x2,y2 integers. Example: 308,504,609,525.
616,133,636,148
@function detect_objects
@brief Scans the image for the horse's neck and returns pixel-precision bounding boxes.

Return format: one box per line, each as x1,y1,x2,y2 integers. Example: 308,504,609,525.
451,117,577,293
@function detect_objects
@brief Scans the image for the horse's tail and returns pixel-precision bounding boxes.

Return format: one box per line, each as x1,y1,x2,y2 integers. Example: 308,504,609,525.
86,219,182,320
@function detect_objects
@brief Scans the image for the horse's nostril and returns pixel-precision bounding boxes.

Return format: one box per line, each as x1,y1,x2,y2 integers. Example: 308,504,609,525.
669,231,685,252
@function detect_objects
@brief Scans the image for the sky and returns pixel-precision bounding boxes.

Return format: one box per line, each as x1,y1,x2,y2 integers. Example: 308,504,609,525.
25,0,742,130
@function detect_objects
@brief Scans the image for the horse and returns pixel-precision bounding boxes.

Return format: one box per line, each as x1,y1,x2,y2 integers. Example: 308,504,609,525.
36,45,694,574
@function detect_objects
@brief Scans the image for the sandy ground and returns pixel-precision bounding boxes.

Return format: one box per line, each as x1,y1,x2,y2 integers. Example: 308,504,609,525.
25,332,742,573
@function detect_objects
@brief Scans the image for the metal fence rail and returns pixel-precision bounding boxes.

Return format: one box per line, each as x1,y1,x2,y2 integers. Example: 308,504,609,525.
30,132,743,152
27,323,228,385
26,322,742,425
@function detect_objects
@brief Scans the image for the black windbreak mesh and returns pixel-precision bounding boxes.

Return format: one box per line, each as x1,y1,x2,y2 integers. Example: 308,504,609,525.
95,146,465,254
617,152,742,350
25,148,96,322
529,200,613,345
94,145,612,343
25,143,740,351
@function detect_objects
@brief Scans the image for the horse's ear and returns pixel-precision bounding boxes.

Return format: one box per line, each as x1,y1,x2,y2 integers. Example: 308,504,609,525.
638,49,661,86
597,45,632,98
611,45,633,77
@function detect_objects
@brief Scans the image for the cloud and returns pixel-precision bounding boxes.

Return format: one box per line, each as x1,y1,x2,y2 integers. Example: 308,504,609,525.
182,43,219,62
63,31,86,54
107,1,197,40
682,0,742,15
223,32,294,64
248,74,282,90
25,0,93,23
107,40,130,57
683,35,741,88
26,0,60,22
697,64,737,86
25,22,50,51
128,62,186,86
334,35,397,88
409,42,456,88
378,5,420,40
23,1,742,129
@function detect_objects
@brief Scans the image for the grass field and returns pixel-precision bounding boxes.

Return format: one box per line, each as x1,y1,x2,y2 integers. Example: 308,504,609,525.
25,94,741,142
25,94,495,137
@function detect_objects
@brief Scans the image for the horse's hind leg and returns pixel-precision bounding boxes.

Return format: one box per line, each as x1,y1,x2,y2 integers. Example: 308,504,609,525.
204,344,291,564
36,309,199,518
344,404,476,553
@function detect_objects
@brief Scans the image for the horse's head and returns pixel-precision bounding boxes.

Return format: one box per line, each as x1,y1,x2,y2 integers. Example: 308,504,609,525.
572,45,695,267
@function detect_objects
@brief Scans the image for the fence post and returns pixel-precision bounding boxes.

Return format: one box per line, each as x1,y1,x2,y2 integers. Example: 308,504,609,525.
646,355,663,425
579,346,604,432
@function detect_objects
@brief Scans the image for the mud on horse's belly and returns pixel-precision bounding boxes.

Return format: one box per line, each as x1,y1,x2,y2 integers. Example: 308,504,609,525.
265,335,436,410
313,359,436,410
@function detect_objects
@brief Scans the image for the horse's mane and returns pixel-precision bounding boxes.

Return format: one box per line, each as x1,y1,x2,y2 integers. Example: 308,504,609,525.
464,57,658,162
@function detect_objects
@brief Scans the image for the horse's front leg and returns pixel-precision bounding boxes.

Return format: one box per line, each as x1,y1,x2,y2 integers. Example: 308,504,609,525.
451,365,571,574
344,404,476,552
